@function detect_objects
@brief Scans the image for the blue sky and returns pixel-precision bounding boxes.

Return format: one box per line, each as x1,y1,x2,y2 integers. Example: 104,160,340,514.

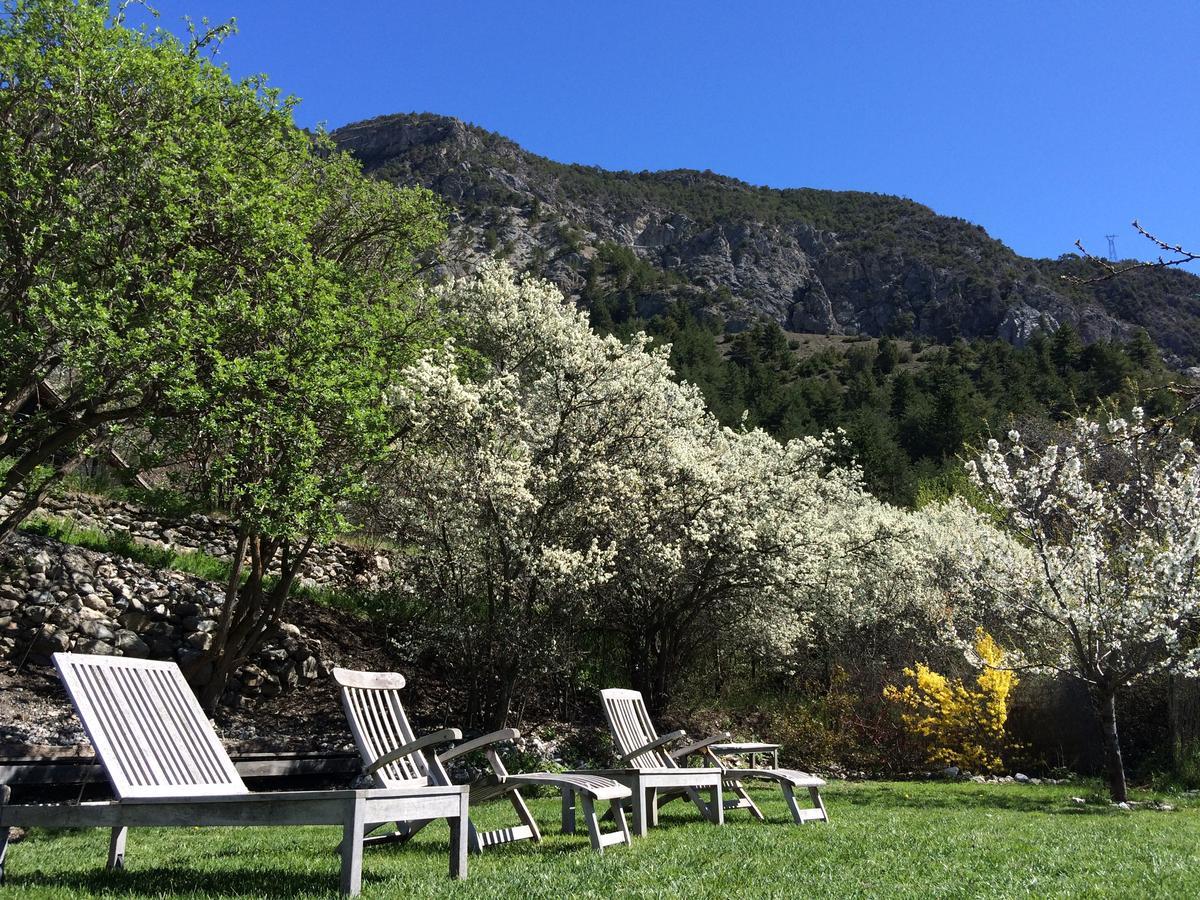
138,1,1198,264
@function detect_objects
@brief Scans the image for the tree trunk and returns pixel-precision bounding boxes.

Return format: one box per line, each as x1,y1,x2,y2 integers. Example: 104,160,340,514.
0,443,94,545
196,534,311,714
488,666,518,732
1090,685,1128,803
1169,674,1183,774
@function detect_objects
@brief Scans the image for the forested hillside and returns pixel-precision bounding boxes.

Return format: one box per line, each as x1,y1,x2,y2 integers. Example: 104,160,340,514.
333,114,1197,505
333,112,1200,367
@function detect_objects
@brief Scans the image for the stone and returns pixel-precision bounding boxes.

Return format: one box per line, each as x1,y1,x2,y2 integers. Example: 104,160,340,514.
114,629,150,658
22,605,52,624
118,609,153,631
78,619,115,642
48,608,79,628
1014,772,1029,783
80,591,109,612
178,650,213,686
107,581,134,600
74,638,116,656
942,766,960,778
28,551,52,574
143,621,176,640
32,626,70,654
300,655,319,680
175,601,203,618
185,631,213,651
279,661,298,689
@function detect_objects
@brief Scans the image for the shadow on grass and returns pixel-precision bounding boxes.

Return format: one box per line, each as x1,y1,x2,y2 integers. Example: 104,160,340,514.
10,867,348,898
7,829,470,897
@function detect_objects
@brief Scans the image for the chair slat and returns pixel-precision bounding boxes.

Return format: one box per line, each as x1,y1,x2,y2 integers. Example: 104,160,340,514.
332,668,430,789
53,653,247,800
600,689,677,769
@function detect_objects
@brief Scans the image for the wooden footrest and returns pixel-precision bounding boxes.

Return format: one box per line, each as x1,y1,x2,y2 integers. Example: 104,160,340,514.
475,825,535,849
791,807,827,822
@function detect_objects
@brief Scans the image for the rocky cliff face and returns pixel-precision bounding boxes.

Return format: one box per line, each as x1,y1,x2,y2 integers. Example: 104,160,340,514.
333,113,1200,365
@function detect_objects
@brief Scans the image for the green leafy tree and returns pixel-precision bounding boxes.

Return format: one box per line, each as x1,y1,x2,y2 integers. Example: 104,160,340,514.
0,1,335,539
180,153,445,712
0,0,446,708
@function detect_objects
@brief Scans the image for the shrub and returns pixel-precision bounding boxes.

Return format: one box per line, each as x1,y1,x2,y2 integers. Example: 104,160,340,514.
884,629,1018,773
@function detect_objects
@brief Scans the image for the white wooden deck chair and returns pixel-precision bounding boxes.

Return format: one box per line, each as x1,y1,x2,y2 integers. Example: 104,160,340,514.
334,668,632,854
601,688,828,825
0,654,469,896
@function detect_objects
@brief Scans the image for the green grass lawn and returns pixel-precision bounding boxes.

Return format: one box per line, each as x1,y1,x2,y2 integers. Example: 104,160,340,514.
3,781,1197,898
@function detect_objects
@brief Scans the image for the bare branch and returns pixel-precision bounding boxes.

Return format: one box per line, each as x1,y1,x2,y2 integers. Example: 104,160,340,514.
1064,220,1200,285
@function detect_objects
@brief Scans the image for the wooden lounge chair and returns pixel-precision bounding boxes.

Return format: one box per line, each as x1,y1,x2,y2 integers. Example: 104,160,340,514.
0,654,469,896
333,667,632,854
600,687,828,825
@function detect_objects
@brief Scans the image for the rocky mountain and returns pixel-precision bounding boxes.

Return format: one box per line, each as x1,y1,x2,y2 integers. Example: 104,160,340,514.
333,113,1200,366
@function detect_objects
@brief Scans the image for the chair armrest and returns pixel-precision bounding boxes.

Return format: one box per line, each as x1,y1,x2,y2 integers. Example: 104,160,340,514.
364,727,463,776
438,728,522,764
618,729,688,764
670,731,732,760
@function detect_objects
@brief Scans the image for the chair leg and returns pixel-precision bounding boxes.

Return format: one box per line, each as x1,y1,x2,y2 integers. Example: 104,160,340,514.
782,783,802,824
107,827,128,870
613,799,632,846
710,783,724,825
684,787,711,820
449,791,468,879
0,785,10,886
647,787,659,826
582,796,603,852
630,784,648,837
508,788,542,843
782,783,829,824
340,798,366,897
809,786,829,823
730,780,765,821
561,787,577,834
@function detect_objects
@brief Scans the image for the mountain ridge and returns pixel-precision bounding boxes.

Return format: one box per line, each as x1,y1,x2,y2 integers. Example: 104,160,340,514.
332,112,1200,366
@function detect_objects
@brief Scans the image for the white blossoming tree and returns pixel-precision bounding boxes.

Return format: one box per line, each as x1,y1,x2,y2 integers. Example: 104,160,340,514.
378,264,708,727
378,264,906,721
969,411,1200,801
378,262,1033,729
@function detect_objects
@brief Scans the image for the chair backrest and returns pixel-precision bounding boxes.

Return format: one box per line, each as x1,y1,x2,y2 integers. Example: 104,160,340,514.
332,668,433,788
600,688,678,769
53,653,247,800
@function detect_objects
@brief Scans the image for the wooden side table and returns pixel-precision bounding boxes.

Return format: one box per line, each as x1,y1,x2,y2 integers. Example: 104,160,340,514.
707,742,782,769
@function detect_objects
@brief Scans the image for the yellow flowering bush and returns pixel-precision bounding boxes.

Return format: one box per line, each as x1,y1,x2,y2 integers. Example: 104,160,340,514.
883,630,1017,773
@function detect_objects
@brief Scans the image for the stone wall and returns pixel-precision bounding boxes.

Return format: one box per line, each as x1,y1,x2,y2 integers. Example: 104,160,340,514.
19,491,392,593
0,533,332,708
